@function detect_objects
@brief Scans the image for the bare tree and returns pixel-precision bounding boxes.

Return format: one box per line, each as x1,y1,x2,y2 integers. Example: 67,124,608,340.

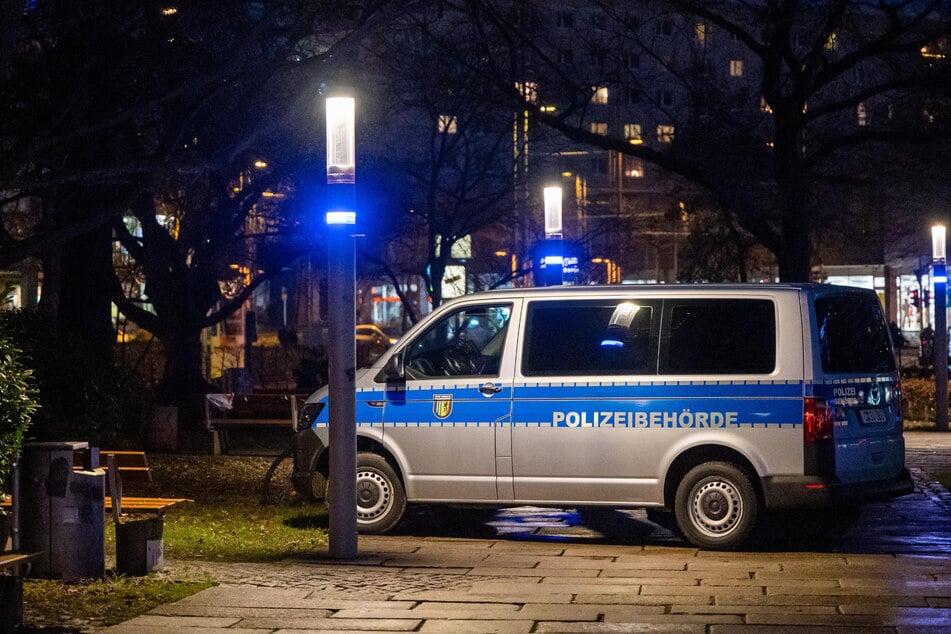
0,1,426,405
359,11,517,311
421,0,951,282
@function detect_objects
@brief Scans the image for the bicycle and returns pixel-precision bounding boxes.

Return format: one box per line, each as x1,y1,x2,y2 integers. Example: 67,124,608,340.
262,447,296,505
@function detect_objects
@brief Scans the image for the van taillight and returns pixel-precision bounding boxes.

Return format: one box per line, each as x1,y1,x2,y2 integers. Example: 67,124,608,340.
804,397,834,443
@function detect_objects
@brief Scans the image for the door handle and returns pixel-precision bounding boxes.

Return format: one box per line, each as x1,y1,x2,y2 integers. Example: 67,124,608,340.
479,382,503,396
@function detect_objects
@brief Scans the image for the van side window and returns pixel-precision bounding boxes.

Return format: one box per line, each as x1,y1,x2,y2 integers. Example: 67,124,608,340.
522,300,659,376
661,299,775,374
404,304,512,379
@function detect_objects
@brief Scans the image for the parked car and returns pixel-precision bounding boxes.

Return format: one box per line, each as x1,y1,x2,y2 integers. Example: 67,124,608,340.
355,324,392,367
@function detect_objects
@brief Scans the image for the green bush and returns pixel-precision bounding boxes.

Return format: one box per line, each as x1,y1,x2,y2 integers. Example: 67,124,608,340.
0,310,149,448
0,334,39,492
901,375,950,424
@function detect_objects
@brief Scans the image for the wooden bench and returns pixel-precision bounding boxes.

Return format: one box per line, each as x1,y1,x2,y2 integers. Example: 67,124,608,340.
0,552,33,630
0,450,190,516
96,451,190,516
0,553,29,574
205,393,303,455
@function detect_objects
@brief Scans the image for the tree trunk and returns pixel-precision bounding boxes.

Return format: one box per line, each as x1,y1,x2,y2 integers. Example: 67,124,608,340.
775,198,814,283
59,223,115,363
158,326,210,414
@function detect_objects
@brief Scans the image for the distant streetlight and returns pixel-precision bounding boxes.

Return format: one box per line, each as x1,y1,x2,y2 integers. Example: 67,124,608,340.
325,94,357,557
541,186,563,286
933,225,948,432
543,186,563,238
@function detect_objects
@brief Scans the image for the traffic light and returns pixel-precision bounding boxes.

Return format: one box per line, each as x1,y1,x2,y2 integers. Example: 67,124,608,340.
910,289,920,308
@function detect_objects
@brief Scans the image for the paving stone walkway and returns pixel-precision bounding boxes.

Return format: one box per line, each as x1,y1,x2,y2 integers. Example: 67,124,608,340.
97,432,951,633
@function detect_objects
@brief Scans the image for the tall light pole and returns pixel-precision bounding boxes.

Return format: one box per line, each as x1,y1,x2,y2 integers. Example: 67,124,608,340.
933,225,948,432
542,185,563,286
325,95,358,557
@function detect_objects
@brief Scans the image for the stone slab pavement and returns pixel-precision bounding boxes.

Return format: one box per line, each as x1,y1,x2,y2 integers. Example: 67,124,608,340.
102,432,951,633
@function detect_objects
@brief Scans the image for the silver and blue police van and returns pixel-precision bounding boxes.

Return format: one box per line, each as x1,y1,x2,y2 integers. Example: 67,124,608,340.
293,284,913,550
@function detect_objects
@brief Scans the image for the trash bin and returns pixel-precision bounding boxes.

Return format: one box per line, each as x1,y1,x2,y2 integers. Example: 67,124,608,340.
115,517,164,575
20,442,104,580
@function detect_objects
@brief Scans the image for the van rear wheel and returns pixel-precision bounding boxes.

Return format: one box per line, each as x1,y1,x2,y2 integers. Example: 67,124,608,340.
674,461,758,550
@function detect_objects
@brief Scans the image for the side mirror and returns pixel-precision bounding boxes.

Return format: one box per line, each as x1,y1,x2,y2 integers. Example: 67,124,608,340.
378,352,405,383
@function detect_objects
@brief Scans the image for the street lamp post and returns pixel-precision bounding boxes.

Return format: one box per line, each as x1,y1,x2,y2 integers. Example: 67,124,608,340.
933,225,948,432
325,95,358,558
542,186,563,286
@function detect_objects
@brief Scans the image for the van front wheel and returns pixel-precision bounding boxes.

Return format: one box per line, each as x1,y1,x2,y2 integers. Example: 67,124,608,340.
674,462,758,550
355,452,406,534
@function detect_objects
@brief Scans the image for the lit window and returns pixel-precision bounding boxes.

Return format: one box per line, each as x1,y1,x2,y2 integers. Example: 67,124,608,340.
825,32,838,51
515,81,538,104
592,87,609,104
729,60,744,77
760,96,772,113
591,122,608,136
624,158,644,178
921,45,947,60
624,123,643,143
696,22,708,46
657,125,675,143
438,115,457,134
856,103,868,127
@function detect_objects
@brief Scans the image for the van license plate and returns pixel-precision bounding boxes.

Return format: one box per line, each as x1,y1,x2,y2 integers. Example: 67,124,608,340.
859,408,887,425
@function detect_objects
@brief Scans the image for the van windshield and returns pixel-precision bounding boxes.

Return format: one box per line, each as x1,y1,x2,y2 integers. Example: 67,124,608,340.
815,294,895,374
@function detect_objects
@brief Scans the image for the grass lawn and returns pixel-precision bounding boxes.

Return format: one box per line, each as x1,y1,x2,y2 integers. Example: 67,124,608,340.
22,453,329,631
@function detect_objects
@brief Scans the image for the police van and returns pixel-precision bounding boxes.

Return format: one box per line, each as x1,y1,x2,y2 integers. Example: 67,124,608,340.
294,284,914,549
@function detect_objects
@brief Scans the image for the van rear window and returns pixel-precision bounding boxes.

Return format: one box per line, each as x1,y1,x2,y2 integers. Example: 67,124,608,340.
815,294,895,373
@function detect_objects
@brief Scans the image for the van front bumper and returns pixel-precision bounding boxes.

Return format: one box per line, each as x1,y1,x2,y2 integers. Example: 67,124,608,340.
762,468,915,509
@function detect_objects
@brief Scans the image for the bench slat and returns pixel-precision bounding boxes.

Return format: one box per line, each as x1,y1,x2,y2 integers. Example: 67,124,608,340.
0,553,29,569
1,496,190,513
106,496,191,513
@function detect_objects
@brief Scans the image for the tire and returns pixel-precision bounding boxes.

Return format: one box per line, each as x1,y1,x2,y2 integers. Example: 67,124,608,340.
355,452,406,534
310,470,328,501
674,461,758,550
262,448,296,505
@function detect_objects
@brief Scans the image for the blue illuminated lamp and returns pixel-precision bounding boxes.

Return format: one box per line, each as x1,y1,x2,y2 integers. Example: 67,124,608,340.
326,96,356,226
326,210,356,225
932,223,949,433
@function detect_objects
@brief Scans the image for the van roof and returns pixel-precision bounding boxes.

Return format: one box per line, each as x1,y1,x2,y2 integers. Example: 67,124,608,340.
442,283,871,304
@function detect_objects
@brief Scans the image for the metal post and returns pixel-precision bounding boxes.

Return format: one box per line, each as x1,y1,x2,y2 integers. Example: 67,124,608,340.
10,451,20,552
327,223,358,557
325,94,358,558
935,263,948,432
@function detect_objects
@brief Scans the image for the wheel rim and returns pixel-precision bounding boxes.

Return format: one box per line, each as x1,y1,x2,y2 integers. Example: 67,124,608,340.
356,468,392,522
689,479,743,538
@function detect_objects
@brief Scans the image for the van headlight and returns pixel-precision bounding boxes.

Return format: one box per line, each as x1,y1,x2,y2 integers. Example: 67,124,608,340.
296,402,325,432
